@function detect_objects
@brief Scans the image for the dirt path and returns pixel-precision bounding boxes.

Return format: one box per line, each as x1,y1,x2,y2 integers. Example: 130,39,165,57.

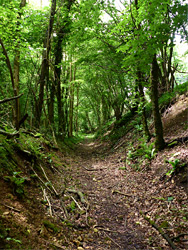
61,126,188,250
66,139,149,250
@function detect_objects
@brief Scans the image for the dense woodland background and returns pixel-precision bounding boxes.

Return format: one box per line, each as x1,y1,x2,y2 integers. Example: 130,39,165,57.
0,0,187,149
0,1,188,249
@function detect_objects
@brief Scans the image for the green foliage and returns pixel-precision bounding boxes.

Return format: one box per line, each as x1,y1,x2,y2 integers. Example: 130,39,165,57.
0,220,7,239
95,118,115,140
64,136,84,146
6,237,22,245
69,201,76,212
18,134,45,158
127,139,156,163
0,138,17,175
4,171,27,196
159,82,188,108
166,159,180,176
159,221,170,229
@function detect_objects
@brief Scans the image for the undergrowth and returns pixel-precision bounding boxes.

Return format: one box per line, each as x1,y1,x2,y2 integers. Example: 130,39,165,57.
125,138,156,171
159,81,188,108
105,82,188,142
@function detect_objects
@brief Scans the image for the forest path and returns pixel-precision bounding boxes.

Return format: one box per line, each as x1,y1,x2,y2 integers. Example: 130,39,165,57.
65,138,149,250
57,95,188,249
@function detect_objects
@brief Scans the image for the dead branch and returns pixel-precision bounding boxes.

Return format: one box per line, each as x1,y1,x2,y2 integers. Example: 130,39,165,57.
30,165,53,194
40,164,59,196
83,166,108,171
0,129,19,138
142,214,176,249
112,190,132,197
0,203,21,213
42,187,52,216
83,166,98,171
0,93,24,104
103,231,122,248
50,242,66,249
67,189,88,205
94,225,118,234
172,233,188,242
70,196,84,211
60,198,68,219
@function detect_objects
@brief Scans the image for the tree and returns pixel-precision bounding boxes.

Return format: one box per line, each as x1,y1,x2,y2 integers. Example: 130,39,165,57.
34,0,56,128
151,54,165,150
113,0,188,150
52,0,75,137
13,0,27,130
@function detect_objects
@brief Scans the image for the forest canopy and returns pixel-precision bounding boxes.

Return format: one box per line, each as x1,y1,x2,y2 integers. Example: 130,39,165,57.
0,0,188,150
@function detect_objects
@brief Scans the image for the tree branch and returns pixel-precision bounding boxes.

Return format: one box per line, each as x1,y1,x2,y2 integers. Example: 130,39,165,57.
0,130,19,138
0,37,16,91
0,93,24,104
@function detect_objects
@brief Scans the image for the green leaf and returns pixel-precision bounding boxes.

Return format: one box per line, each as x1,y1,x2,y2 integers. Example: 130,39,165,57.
167,197,174,202
160,221,169,228
119,166,126,170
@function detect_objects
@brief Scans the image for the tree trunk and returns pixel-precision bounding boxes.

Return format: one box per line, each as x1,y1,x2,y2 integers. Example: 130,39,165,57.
53,0,75,137
137,71,151,141
150,54,165,151
34,0,56,128
54,29,65,135
13,0,27,131
68,63,75,137
75,83,80,133
0,37,18,129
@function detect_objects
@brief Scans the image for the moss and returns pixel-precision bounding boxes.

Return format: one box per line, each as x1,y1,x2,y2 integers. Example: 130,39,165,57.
0,139,17,175
0,220,8,239
43,220,60,233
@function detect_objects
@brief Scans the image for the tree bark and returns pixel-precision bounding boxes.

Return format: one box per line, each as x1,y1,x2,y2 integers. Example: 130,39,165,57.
75,83,80,133
12,0,27,130
137,71,151,141
68,63,75,137
54,28,65,135
53,0,75,137
150,54,165,151
0,37,20,129
34,0,56,128
0,94,23,105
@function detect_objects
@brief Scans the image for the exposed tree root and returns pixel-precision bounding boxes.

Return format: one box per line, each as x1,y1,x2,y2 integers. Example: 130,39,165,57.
67,189,88,205
167,136,188,147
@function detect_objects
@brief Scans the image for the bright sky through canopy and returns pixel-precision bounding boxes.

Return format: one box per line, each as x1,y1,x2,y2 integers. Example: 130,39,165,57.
28,0,50,9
